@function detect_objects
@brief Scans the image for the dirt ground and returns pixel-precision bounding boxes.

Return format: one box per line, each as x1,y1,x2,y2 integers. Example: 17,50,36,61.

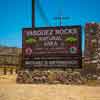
0,75,100,100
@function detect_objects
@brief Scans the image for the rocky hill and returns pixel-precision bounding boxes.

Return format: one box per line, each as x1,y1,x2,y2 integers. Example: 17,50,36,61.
0,46,21,65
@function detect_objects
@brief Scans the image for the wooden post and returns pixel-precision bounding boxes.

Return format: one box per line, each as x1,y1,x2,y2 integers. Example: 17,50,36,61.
32,0,35,28
4,67,7,75
10,68,13,75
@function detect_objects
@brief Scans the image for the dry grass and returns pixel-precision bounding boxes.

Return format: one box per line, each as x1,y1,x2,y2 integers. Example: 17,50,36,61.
0,75,100,100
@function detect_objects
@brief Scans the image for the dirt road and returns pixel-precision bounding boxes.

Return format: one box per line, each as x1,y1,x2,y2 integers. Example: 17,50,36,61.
0,75,100,100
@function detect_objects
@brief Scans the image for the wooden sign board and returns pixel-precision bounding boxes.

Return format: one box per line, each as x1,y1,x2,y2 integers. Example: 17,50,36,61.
22,26,82,68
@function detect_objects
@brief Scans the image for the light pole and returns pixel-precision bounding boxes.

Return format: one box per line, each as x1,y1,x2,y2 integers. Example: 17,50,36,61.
53,16,70,27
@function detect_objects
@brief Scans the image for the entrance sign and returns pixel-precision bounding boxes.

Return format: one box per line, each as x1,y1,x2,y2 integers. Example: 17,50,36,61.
22,26,82,68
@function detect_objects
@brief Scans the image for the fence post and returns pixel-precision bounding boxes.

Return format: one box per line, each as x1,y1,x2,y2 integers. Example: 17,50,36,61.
10,68,13,75
16,69,18,74
4,67,7,75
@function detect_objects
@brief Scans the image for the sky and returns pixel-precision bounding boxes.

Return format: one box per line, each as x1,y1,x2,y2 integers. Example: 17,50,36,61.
0,0,100,50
